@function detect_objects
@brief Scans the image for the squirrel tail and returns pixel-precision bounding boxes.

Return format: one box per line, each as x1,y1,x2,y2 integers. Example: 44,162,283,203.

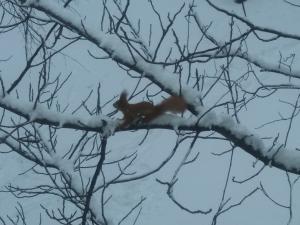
156,95,187,114
140,95,187,123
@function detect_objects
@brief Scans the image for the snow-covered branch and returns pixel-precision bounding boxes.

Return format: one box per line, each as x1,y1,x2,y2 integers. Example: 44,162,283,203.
35,127,107,225
142,114,300,175
191,8,300,79
206,0,300,41
3,88,300,175
0,94,118,135
3,125,107,224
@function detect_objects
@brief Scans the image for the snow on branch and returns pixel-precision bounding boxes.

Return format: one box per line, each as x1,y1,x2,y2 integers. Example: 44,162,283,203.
0,129,52,167
206,0,300,41
35,127,107,225
2,125,107,224
0,94,118,135
129,113,300,175
17,0,300,175
3,90,300,175
191,8,300,79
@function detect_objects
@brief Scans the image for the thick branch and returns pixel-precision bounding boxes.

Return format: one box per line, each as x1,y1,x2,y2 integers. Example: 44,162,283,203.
0,95,117,134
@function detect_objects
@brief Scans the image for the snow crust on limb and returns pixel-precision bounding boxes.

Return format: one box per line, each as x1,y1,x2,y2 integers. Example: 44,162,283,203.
3,89,300,174
35,127,107,224
0,94,119,136
152,112,300,174
3,125,107,225
191,9,300,80
18,0,300,174
210,114,300,173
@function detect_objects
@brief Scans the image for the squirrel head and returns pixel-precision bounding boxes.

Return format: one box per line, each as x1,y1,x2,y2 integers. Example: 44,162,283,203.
113,91,128,109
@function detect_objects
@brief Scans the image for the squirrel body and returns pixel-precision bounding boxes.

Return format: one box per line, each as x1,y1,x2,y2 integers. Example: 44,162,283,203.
113,91,187,128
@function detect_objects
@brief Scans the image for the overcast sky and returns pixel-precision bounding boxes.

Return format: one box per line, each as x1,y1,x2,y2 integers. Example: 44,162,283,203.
1,0,300,225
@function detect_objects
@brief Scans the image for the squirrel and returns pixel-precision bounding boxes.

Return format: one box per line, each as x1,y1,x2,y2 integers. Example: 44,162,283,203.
113,91,187,128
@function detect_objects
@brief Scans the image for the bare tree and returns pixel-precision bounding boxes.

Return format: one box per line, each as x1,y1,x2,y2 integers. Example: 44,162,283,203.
0,0,300,224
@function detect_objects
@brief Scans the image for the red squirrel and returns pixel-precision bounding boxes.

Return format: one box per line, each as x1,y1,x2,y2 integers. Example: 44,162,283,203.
113,91,187,128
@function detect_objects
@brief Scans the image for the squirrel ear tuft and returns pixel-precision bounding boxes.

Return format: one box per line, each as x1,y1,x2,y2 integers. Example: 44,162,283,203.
120,91,128,100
